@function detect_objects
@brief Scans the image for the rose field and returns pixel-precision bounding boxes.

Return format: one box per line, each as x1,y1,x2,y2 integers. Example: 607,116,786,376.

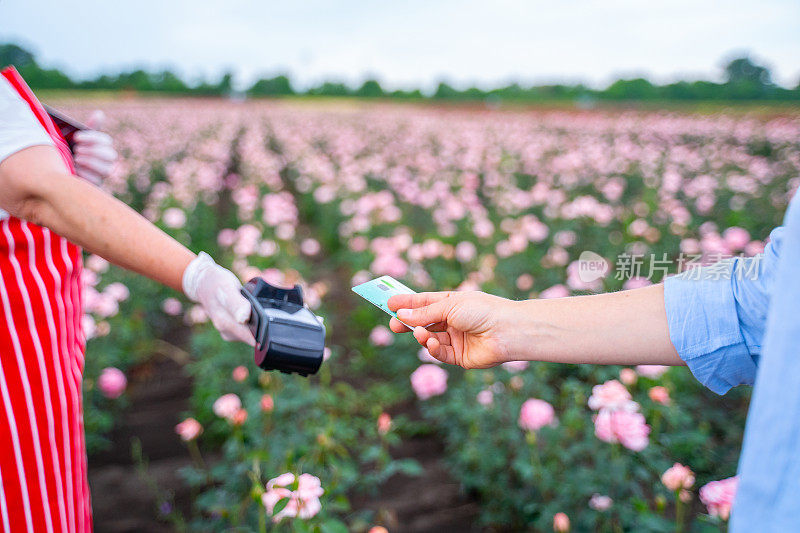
59,97,800,532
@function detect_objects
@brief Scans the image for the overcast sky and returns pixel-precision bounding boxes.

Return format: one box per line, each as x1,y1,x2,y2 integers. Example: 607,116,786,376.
2,0,798,90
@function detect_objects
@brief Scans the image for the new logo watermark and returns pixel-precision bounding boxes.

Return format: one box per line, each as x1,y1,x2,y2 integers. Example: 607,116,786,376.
576,251,761,283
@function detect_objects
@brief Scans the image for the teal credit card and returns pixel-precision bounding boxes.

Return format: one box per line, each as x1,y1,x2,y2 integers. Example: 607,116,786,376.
352,275,416,328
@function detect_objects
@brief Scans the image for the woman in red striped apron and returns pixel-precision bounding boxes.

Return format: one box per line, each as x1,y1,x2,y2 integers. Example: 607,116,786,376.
0,68,253,532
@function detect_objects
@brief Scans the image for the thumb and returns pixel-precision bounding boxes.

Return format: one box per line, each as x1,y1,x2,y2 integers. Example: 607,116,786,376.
396,299,453,327
232,294,252,324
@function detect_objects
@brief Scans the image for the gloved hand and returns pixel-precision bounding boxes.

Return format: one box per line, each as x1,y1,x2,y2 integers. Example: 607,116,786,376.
73,110,117,186
182,252,255,345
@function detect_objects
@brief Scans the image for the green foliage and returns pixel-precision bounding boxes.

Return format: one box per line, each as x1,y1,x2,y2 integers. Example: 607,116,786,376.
4,41,799,103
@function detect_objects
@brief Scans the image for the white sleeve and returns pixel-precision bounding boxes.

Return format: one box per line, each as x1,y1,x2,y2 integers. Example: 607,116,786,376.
0,77,54,165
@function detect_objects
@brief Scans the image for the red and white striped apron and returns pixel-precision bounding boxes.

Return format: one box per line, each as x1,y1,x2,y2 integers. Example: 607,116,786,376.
0,67,91,532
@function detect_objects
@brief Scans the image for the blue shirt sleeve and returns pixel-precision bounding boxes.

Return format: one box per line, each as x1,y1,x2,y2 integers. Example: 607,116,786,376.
663,227,784,394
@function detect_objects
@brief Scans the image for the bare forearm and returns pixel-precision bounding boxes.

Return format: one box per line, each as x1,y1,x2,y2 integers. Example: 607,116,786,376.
0,147,194,292
30,174,194,291
511,284,683,366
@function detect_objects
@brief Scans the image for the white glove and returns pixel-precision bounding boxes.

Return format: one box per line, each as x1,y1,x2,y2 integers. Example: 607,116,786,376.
182,252,255,345
73,111,117,186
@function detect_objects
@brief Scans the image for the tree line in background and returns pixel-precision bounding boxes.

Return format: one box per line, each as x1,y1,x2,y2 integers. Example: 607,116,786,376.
3,42,799,102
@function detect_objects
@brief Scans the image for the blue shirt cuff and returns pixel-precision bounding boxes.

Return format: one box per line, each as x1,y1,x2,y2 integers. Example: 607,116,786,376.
664,263,758,394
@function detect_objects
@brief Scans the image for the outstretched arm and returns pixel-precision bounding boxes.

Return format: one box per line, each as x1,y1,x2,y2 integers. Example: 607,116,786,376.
387,284,682,369
0,145,193,291
0,145,253,344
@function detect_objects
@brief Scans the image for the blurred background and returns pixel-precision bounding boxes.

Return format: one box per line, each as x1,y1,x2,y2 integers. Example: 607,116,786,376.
2,1,799,532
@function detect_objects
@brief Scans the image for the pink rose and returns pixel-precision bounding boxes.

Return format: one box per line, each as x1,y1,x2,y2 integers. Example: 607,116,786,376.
162,297,182,316
619,368,637,386
231,408,248,426
518,398,556,431
636,365,669,379
594,407,650,451
213,393,242,421
162,207,186,229
540,284,569,299
649,386,671,405
502,360,529,373
589,493,612,511
261,394,274,413
104,282,130,302
410,364,448,400
232,366,249,382
262,472,324,522
455,241,477,263
477,389,494,406
722,227,750,251
661,463,695,492
553,512,570,532
175,418,203,441
377,413,392,435
699,476,738,521
588,380,632,411
300,238,321,256
98,367,127,399
369,325,394,347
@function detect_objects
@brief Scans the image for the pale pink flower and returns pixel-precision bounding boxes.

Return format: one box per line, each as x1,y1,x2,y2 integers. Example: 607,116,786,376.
553,512,570,532
213,393,242,421
588,380,632,411
162,207,187,228
175,418,203,441
217,228,236,247
300,238,321,256
410,364,448,400
502,360,529,373
623,276,652,290
98,367,127,399
262,472,324,522
377,413,392,434
619,368,637,386
369,325,394,347
661,463,695,492
518,398,556,431
636,365,669,379
86,255,109,273
540,284,569,299
232,366,249,382
162,297,182,316
516,273,534,291
455,241,477,263
368,527,389,533
649,386,671,405
593,408,650,451
104,282,130,302
589,493,612,511
722,227,750,251
699,476,738,520
417,347,440,364
477,389,494,406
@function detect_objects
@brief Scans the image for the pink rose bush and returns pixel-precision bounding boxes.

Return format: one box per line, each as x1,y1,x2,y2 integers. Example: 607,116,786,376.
74,98,795,530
